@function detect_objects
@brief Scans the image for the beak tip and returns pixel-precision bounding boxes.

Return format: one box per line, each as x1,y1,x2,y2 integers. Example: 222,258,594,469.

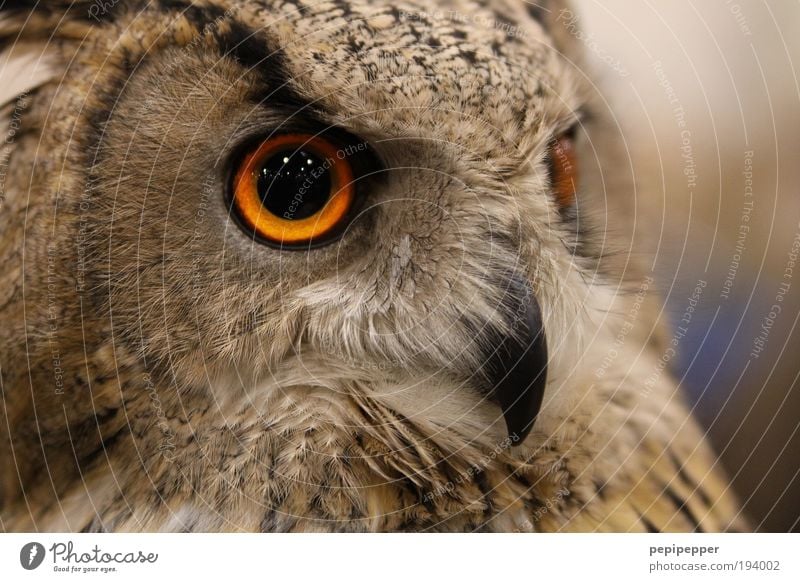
484,276,549,448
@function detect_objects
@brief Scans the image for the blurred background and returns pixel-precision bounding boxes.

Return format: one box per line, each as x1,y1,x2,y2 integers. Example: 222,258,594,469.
573,0,800,531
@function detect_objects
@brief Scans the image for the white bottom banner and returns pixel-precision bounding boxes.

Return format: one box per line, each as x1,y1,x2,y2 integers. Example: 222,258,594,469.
1,533,797,581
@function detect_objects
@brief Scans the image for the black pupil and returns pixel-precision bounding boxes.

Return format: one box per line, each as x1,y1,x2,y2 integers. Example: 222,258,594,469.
257,148,332,220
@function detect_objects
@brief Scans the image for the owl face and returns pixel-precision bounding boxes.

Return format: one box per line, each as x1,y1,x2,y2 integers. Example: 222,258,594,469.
17,0,591,448
1,1,753,535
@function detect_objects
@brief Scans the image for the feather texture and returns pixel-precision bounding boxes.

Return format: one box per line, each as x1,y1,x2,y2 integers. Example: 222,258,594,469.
0,0,747,532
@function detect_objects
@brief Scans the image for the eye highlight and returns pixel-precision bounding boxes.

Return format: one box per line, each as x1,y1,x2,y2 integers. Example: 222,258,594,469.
231,133,356,246
547,131,578,209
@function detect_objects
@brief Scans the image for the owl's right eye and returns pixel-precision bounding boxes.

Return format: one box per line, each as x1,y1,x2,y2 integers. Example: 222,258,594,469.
230,133,357,247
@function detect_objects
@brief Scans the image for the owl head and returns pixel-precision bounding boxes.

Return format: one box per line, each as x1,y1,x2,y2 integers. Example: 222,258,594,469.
1,0,640,519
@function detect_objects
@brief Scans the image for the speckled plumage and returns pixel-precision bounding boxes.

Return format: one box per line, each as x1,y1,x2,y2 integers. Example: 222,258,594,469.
0,0,746,532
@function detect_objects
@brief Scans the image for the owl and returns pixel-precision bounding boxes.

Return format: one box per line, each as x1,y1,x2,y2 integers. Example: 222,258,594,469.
0,0,747,532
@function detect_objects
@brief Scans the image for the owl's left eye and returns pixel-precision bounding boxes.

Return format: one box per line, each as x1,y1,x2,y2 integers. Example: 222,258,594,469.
547,130,578,209
230,133,357,246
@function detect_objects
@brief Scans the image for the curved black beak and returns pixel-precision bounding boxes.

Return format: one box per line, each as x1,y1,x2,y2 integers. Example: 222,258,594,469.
481,276,548,445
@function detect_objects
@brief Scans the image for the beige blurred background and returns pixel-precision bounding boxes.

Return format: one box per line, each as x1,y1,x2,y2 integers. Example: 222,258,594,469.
572,0,800,531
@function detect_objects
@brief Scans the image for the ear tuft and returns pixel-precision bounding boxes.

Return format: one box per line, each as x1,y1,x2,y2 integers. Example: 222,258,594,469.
0,1,118,107
0,42,58,108
0,0,120,44
1,1,120,22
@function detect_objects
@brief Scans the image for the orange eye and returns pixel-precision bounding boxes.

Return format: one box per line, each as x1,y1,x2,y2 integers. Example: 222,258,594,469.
548,131,578,208
231,133,355,245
